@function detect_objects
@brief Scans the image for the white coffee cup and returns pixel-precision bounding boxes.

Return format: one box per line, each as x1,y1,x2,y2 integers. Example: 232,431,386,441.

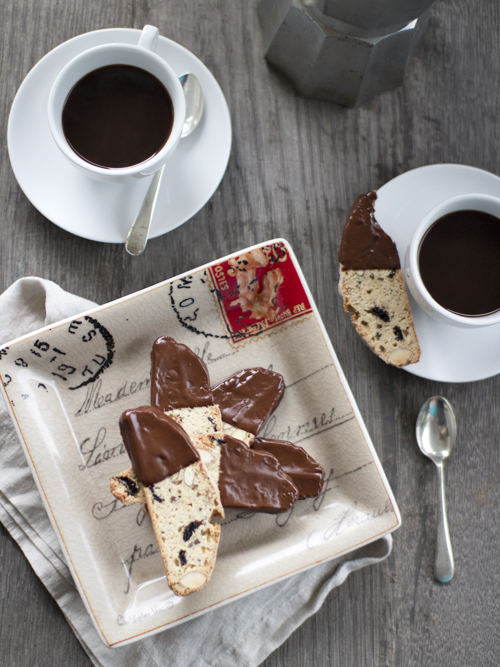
47,26,186,183
404,193,500,328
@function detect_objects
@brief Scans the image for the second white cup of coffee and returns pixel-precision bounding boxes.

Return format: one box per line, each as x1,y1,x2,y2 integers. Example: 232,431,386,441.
48,26,186,183
404,193,500,328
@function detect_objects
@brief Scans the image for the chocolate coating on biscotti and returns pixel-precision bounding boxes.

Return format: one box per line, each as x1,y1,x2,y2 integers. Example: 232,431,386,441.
338,191,400,271
219,435,298,513
151,336,213,411
251,438,324,498
119,406,199,486
212,368,285,435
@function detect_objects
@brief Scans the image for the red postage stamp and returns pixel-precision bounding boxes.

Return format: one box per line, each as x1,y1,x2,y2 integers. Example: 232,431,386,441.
208,241,313,344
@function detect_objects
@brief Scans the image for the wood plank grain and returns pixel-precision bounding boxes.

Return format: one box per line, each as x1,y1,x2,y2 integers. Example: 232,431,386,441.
1,0,500,665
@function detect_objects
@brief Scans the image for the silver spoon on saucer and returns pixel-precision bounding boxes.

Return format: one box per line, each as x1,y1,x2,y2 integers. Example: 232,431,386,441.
416,396,456,583
125,73,204,256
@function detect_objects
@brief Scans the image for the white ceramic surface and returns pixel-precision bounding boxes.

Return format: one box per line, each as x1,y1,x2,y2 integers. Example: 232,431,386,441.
47,27,186,182
8,28,231,243
0,239,400,647
404,193,500,328
375,163,500,383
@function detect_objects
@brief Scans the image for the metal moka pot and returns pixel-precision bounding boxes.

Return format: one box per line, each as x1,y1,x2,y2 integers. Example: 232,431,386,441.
320,0,436,32
258,0,436,107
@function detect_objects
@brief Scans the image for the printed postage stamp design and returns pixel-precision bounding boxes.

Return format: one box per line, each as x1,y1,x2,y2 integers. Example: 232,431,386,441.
208,241,313,344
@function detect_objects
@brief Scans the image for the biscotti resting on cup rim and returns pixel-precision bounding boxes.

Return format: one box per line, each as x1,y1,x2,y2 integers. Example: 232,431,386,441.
338,190,421,367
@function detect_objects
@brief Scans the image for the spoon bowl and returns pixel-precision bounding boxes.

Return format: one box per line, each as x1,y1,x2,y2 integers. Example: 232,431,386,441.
416,396,457,462
416,396,457,583
179,73,204,138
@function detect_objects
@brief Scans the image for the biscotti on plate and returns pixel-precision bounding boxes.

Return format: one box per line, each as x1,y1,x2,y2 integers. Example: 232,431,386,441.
144,458,223,596
119,406,223,596
110,467,146,506
166,405,222,435
110,405,224,511
111,335,326,597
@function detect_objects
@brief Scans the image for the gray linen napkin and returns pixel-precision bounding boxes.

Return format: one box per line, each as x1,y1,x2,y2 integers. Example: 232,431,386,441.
0,277,392,667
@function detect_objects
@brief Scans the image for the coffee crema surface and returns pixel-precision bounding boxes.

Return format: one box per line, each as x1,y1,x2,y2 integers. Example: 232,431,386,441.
418,209,500,316
62,64,174,169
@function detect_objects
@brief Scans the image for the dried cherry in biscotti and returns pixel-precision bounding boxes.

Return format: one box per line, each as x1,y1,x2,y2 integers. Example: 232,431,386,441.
183,521,201,542
370,306,391,322
393,326,404,341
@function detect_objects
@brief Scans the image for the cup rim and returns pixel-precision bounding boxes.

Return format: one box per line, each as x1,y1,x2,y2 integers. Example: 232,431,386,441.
408,193,500,326
47,42,186,177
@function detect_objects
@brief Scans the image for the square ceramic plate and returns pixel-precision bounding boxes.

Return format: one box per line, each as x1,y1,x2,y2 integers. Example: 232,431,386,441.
0,239,401,647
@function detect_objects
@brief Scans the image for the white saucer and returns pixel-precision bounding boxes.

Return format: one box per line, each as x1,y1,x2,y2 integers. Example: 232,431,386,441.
375,164,500,383
7,29,232,243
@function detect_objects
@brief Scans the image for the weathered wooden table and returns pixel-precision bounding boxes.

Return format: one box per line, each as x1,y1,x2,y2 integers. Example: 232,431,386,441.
1,1,500,665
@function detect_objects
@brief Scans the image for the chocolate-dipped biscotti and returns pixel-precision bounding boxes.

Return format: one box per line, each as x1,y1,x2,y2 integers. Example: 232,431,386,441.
338,191,421,367
110,404,223,510
119,406,223,596
111,337,325,597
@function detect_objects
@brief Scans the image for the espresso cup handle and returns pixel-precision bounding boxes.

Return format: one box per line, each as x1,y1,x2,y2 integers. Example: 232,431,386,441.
138,25,159,52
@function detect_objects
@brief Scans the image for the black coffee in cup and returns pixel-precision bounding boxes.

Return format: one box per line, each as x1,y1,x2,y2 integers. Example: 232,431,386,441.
418,209,500,316
62,64,174,169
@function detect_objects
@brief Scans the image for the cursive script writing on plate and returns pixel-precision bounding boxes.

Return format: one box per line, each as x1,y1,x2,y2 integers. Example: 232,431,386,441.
79,426,125,470
260,407,355,444
307,499,394,549
75,376,149,417
122,542,161,594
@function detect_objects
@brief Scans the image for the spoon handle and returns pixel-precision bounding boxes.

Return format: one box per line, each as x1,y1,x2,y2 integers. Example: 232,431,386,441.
435,461,454,582
125,165,165,256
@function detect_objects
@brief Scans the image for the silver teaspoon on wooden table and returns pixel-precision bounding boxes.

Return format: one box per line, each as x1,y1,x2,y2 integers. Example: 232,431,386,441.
125,73,204,256
416,396,456,583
